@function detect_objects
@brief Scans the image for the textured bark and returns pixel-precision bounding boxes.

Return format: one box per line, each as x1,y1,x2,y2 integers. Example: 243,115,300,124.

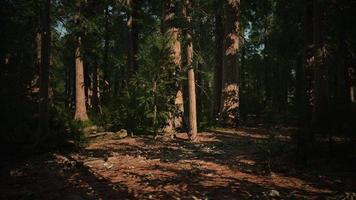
183,0,197,140
74,35,88,121
162,0,184,133
213,2,223,120
220,0,240,127
38,0,51,140
74,2,88,121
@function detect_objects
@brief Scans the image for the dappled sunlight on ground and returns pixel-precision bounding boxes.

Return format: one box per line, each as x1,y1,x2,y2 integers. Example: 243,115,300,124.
1,128,355,199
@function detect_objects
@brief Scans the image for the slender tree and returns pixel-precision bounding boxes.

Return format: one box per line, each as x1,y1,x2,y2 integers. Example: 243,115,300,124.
74,0,89,121
183,0,197,140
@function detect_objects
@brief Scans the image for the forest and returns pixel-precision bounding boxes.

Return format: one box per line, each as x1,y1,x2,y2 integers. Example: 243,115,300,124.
1,0,356,199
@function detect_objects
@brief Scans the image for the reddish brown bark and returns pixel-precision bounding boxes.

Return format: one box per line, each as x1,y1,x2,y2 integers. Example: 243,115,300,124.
162,0,184,133
183,0,197,140
74,1,88,121
220,0,240,127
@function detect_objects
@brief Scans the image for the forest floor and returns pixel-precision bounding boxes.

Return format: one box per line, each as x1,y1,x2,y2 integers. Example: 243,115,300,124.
1,127,356,200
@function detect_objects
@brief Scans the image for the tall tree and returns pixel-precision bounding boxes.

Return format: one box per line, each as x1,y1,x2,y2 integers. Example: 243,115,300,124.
220,0,240,127
161,0,184,133
74,0,89,121
38,0,51,141
183,0,197,140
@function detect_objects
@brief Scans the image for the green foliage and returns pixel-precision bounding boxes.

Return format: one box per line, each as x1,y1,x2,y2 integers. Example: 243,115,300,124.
133,32,178,132
2,0,356,152
49,104,89,149
97,32,178,134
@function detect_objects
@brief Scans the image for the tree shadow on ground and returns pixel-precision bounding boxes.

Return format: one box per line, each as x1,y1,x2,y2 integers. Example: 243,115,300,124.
0,154,134,200
78,128,356,199
1,128,355,199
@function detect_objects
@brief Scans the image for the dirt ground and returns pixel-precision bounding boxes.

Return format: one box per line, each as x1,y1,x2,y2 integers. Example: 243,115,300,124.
1,128,356,199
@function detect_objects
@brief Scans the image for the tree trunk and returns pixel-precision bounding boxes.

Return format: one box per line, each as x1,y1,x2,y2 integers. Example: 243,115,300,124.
213,1,223,121
38,0,51,141
183,0,197,140
220,0,240,127
162,0,184,133
74,2,88,121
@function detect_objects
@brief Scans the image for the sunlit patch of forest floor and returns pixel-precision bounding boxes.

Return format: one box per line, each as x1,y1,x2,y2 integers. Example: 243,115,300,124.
1,127,356,199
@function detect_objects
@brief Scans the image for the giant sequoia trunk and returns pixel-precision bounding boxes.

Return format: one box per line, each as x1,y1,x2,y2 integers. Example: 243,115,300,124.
74,2,88,121
183,0,197,140
162,0,184,133
220,0,240,127
38,0,51,140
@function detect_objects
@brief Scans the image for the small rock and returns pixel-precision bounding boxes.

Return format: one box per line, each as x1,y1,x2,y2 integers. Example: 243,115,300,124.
116,129,128,139
269,190,280,197
103,162,113,169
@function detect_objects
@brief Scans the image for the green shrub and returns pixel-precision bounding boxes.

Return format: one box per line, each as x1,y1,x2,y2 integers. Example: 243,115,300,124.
97,32,179,134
